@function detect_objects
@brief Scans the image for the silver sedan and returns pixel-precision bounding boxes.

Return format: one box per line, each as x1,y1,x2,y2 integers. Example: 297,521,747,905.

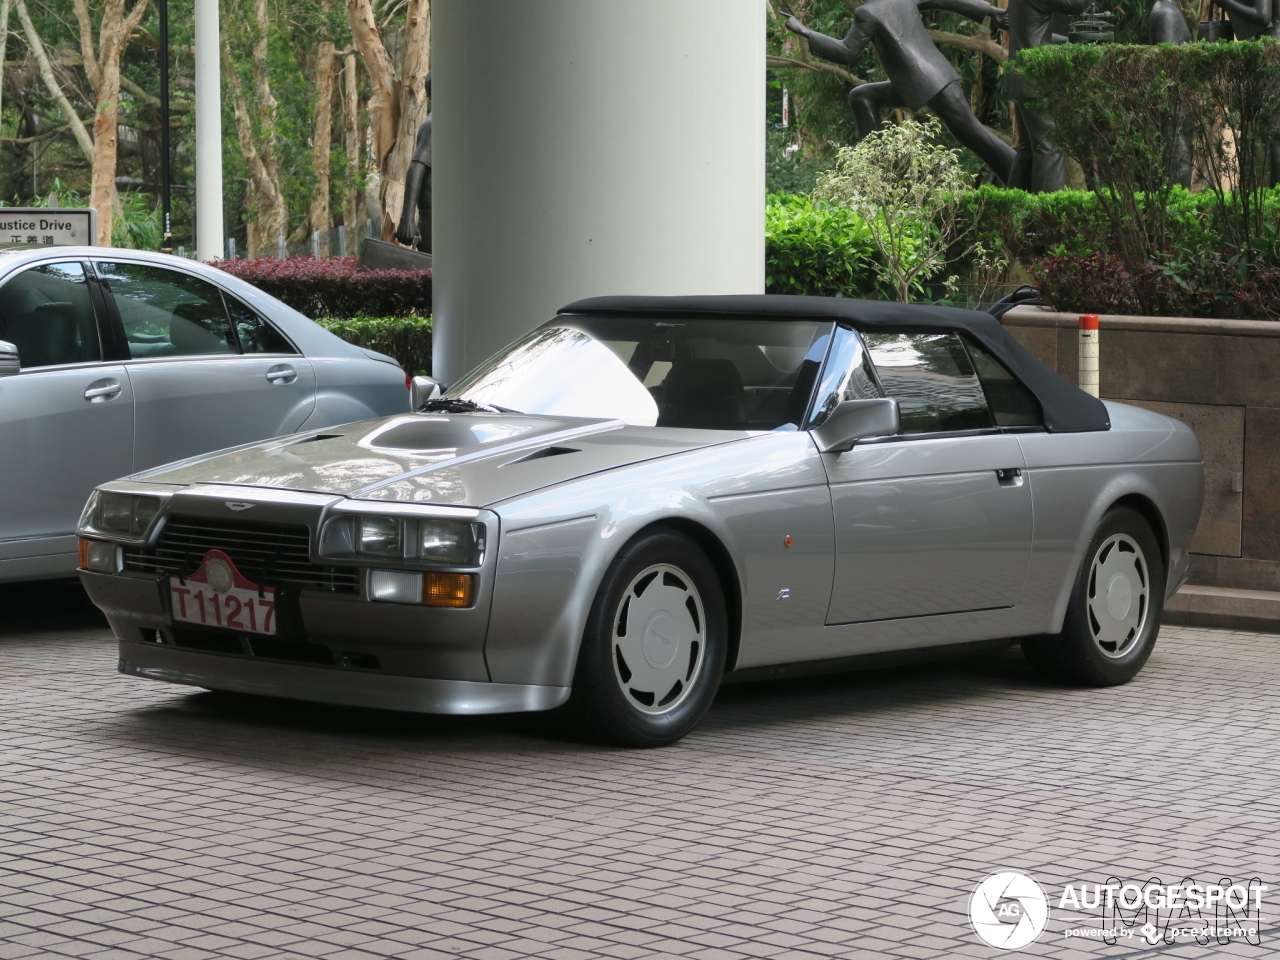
77,295,1204,746
0,247,412,582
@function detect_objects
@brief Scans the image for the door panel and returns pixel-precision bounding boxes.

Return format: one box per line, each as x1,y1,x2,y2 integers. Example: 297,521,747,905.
93,259,317,471
825,433,1032,624
127,356,316,471
0,363,134,542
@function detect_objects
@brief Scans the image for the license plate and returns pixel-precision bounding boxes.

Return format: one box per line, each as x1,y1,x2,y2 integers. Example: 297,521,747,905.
169,549,277,635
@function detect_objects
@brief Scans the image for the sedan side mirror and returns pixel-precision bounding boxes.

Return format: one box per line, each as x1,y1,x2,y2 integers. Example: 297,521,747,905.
811,398,899,453
0,340,18,378
410,374,446,409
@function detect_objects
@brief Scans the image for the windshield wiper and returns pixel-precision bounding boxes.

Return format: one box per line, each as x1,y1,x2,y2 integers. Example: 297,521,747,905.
419,398,523,414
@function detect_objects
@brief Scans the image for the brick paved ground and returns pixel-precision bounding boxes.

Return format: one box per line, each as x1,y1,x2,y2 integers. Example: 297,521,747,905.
0,581,1276,960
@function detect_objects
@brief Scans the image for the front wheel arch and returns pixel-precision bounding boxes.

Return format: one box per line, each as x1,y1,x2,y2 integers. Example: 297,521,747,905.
638,518,742,673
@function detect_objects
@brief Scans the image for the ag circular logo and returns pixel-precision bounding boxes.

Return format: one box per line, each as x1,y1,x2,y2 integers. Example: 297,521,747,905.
969,872,1050,950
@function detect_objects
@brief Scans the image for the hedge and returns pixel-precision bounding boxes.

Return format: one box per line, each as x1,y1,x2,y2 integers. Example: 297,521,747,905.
216,256,432,319
765,193,885,298
318,315,433,375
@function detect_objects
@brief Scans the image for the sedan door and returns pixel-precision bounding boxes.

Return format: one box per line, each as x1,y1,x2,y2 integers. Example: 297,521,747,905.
94,260,317,472
0,260,134,563
821,329,1034,626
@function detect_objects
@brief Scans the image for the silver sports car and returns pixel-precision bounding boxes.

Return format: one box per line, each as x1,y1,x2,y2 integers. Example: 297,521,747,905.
77,295,1204,746
0,246,411,582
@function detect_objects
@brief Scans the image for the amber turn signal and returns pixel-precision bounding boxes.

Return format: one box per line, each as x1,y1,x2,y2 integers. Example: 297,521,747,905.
423,572,474,607
77,538,89,569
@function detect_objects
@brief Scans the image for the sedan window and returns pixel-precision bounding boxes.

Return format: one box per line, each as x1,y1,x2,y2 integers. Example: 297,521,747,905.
447,317,834,431
862,332,994,434
0,261,101,368
98,262,236,358
225,294,297,354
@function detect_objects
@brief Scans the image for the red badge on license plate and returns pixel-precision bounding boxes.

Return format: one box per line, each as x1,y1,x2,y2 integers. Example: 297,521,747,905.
169,549,277,635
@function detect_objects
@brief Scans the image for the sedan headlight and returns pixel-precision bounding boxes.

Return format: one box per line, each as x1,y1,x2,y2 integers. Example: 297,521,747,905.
321,514,485,567
80,491,162,540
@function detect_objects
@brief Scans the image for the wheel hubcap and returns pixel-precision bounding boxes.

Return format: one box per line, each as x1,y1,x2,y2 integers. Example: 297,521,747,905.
611,563,705,715
1087,534,1149,659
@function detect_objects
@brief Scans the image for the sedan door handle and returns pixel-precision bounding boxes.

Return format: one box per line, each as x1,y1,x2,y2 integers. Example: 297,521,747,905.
996,467,1023,486
266,363,297,385
84,378,122,403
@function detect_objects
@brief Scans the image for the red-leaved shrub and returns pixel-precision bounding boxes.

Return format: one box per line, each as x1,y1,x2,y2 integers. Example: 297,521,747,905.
214,256,431,319
1031,253,1280,321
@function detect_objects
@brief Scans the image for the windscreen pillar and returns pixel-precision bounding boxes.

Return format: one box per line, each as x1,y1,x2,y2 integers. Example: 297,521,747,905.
430,0,765,383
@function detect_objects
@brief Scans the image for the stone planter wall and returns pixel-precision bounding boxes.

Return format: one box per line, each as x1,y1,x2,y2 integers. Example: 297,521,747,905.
1002,305,1280,595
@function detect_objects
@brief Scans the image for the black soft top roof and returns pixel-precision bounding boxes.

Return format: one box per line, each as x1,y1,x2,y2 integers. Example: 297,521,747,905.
559,294,1109,434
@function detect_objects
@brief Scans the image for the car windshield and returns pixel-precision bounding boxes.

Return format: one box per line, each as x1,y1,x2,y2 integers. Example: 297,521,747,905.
445,317,835,430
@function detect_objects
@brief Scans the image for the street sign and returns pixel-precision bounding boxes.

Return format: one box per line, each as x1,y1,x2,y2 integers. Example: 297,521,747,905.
0,208,97,247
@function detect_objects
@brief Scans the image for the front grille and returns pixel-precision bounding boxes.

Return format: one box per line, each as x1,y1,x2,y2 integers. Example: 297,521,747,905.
123,516,359,594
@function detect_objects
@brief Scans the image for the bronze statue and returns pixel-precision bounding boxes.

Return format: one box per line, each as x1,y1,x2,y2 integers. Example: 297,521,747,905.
395,74,432,254
1006,0,1092,193
785,0,1015,184
1149,0,1192,41
1209,0,1280,38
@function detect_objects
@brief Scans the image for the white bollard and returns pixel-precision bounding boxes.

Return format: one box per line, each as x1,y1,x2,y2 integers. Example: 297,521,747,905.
1079,313,1100,397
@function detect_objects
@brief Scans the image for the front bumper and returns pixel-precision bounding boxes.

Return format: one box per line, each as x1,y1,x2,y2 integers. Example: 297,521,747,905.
119,641,568,714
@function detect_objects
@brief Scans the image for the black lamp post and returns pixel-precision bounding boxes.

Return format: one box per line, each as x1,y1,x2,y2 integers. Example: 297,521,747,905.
158,0,172,252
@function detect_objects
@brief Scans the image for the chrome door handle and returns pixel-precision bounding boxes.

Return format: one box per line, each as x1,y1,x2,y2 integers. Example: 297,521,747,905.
84,378,122,402
266,363,297,385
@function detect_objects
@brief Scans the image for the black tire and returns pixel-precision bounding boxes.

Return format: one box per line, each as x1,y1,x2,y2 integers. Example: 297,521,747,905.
559,529,728,747
1023,506,1165,686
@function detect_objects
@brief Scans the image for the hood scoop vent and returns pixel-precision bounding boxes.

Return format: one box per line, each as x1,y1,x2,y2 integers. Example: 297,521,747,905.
503,446,581,466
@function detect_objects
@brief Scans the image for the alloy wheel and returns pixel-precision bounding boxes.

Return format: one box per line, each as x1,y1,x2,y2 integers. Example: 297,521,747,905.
611,562,706,715
1087,533,1149,659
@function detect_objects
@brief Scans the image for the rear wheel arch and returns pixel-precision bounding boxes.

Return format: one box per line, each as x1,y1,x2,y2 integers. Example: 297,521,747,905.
1111,493,1169,581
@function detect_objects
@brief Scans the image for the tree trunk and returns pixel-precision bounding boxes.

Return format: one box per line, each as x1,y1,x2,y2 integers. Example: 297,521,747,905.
222,43,286,257
378,0,429,240
345,0,431,240
343,51,361,237
346,0,398,179
16,0,94,163
248,0,286,249
309,40,336,256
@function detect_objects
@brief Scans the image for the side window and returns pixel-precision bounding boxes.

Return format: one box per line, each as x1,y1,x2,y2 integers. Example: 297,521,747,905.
97,262,235,359
807,326,882,427
225,294,297,354
0,262,101,368
863,332,993,434
963,336,1042,427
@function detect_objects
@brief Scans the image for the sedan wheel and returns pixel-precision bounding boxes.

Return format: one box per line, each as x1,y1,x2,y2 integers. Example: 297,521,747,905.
561,529,727,747
1023,506,1165,686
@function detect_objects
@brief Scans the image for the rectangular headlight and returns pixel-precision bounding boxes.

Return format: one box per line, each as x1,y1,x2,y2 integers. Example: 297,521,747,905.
419,520,483,565
358,516,403,557
91,492,162,539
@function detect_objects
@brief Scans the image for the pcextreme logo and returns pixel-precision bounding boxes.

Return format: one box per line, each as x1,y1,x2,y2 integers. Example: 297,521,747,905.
970,872,1050,950
968,871,1267,951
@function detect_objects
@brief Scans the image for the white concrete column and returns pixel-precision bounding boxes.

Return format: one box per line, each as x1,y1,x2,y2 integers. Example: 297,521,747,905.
194,0,223,261
431,0,765,383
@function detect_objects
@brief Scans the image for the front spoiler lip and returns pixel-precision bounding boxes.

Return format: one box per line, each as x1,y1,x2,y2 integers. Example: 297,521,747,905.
119,642,569,715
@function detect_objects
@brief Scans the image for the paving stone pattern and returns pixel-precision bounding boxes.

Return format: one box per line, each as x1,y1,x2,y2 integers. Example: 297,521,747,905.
0,599,1276,959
